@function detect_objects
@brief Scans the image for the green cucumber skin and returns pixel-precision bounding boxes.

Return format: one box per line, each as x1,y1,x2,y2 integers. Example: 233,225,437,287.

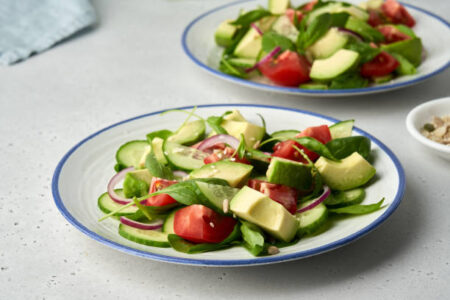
168,120,206,146
163,209,178,234
97,190,138,216
163,141,207,172
325,188,365,208
329,120,354,139
115,140,149,168
296,202,328,236
118,224,170,248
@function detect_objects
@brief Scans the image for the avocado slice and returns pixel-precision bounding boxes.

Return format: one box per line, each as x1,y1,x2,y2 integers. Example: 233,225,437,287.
310,49,360,81
234,27,263,59
269,0,290,15
272,15,299,43
123,169,152,198
307,27,349,59
223,109,247,122
345,16,384,43
381,38,422,67
167,120,206,146
189,160,253,188
215,20,237,47
230,186,298,242
315,152,376,191
307,2,369,25
151,137,168,164
266,157,313,190
221,119,265,148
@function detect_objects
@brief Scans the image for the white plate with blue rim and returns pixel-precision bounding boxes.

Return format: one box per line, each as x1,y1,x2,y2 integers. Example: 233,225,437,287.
52,104,405,266
181,0,450,97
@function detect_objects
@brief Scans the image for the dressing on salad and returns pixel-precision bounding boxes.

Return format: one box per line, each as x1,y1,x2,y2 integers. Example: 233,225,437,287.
214,0,422,89
98,108,385,256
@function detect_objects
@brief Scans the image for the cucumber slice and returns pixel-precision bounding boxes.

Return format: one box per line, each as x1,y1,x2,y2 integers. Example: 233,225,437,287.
296,201,328,236
167,120,206,146
163,209,177,234
116,140,150,169
118,224,170,247
271,129,300,140
329,120,354,139
325,188,365,208
163,141,208,171
97,190,138,216
228,57,257,68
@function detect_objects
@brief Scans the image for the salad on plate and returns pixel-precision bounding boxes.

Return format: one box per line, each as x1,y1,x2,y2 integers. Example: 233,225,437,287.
214,0,422,89
98,108,385,256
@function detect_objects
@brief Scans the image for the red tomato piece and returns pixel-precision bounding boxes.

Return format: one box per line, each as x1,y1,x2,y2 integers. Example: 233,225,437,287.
248,179,298,214
377,25,410,43
361,51,399,78
285,8,303,24
381,0,415,27
368,9,386,27
174,205,237,244
146,178,178,206
203,147,250,165
303,0,318,12
272,125,331,163
258,50,310,87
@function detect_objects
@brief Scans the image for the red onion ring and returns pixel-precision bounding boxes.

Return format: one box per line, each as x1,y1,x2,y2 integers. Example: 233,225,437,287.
107,166,134,205
251,23,263,36
297,186,330,213
337,28,363,42
245,46,281,73
120,216,163,230
197,134,240,152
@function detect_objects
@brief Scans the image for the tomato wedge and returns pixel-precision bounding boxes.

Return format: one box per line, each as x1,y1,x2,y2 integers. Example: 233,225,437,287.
248,179,298,214
272,125,331,163
146,178,178,207
258,50,310,87
174,205,237,243
377,25,410,43
285,8,303,24
302,0,318,12
381,0,415,27
368,9,386,27
203,146,250,164
361,51,399,78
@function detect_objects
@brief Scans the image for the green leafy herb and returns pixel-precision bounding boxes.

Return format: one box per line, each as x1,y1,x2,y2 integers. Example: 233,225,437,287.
345,41,381,63
293,145,324,200
292,137,339,161
391,53,416,75
146,129,172,143
131,197,154,222
298,13,333,51
219,58,247,78
234,134,246,159
256,113,266,132
114,163,127,172
326,136,371,159
262,31,295,53
240,221,265,256
329,198,385,215
329,72,369,89
145,152,174,180
224,26,249,56
206,111,232,134
231,9,271,27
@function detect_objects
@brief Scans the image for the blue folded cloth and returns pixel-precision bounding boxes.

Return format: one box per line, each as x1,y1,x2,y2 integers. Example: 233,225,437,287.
0,0,96,65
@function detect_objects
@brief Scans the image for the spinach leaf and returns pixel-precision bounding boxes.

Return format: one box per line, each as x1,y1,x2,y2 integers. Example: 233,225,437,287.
114,163,127,172
298,13,333,51
219,58,247,78
329,198,385,215
292,137,339,161
326,136,371,159
345,41,381,63
231,9,271,27
256,113,266,132
329,72,369,89
235,134,246,159
240,221,265,256
224,26,249,56
262,31,295,53
145,152,174,180
206,111,232,134
146,129,172,143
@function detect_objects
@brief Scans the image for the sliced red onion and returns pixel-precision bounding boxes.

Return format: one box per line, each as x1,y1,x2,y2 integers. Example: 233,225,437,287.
337,28,363,42
297,186,330,213
197,134,240,152
245,46,281,73
107,166,134,205
173,170,189,178
251,23,263,36
120,216,163,230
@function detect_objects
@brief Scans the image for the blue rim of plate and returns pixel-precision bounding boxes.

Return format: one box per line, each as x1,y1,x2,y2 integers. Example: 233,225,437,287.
52,104,405,266
181,0,450,96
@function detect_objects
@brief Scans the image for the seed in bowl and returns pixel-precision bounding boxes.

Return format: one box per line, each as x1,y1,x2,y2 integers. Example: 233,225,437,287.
421,115,450,145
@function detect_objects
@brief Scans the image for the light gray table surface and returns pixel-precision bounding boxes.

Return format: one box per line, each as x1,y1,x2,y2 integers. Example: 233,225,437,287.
1,0,449,299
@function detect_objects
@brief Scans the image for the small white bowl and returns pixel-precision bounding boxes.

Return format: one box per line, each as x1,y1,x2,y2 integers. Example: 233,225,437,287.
406,97,450,160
